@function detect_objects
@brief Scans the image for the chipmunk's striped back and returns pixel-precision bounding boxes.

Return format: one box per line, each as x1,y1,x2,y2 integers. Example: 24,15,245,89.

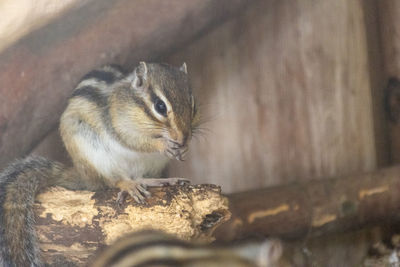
91,230,282,267
70,64,126,108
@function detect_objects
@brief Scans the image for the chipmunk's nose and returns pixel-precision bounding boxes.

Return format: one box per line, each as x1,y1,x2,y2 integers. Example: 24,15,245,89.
170,130,190,147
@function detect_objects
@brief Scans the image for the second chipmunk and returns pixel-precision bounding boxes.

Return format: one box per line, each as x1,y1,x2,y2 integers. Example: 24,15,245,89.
90,230,283,267
0,62,199,266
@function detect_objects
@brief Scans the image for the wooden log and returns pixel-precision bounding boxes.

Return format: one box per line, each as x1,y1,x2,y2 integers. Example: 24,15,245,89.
33,184,230,266
0,0,255,169
215,165,400,241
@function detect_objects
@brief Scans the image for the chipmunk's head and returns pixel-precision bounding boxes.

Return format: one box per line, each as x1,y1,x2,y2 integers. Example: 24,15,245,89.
111,62,198,160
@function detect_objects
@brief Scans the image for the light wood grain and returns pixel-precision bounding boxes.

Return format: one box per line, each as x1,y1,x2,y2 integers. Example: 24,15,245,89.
167,0,377,193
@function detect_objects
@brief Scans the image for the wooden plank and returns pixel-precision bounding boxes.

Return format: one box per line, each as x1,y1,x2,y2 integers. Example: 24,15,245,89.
167,0,377,192
0,0,254,169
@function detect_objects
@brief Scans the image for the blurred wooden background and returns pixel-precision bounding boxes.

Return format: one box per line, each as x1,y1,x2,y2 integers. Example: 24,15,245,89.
2,0,400,265
167,0,380,192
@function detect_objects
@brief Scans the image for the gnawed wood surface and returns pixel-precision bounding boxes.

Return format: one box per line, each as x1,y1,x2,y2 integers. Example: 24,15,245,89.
216,165,400,242
0,0,255,169
34,184,230,266
32,165,400,266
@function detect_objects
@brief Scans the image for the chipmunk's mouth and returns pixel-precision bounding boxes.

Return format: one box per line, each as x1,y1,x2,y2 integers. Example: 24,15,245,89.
165,140,188,161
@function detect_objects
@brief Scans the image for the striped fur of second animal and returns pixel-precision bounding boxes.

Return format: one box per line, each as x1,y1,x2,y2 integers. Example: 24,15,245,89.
90,230,283,267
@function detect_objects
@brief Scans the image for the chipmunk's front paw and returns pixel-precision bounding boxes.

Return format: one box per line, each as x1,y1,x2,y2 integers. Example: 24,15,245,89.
116,180,151,204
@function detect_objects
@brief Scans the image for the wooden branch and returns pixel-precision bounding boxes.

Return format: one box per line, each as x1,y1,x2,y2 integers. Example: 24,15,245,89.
34,184,230,266
216,165,400,241
32,165,400,265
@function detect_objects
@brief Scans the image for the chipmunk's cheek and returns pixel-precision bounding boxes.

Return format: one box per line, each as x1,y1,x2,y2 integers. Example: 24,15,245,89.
154,141,166,154
152,139,169,155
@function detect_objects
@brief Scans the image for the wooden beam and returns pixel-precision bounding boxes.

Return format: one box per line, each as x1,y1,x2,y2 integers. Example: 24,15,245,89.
216,165,400,241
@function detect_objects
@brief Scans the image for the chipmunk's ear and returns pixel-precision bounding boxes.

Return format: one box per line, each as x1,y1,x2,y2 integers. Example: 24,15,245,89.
180,62,187,74
132,61,148,89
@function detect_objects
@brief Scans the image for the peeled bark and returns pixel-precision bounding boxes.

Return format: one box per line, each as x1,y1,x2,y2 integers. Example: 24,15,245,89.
217,165,400,241
34,184,230,266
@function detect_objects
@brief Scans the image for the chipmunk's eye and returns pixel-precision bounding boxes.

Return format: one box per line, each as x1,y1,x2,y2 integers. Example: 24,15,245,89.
154,98,167,116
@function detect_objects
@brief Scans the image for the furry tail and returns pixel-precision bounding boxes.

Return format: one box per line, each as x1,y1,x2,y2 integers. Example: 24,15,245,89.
0,156,67,267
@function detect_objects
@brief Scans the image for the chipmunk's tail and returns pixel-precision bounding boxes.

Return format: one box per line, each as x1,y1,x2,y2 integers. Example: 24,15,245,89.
0,156,67,267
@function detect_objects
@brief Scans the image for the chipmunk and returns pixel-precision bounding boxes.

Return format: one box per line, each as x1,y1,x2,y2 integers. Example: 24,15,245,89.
90,230,283,267
0,62,198,267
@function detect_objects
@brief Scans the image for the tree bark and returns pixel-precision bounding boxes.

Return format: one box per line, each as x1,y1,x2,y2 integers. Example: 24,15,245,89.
34,184,230,266
216,165,400,241
33,166,400,265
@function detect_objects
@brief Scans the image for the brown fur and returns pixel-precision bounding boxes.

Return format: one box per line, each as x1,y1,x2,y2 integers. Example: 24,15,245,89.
0,157,81,266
